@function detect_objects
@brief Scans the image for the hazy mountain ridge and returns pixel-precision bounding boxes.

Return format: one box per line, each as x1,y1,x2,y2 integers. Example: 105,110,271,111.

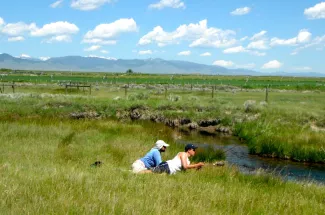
0,53,324,77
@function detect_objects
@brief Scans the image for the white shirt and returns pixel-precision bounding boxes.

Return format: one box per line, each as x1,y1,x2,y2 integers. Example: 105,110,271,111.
167,153,190,174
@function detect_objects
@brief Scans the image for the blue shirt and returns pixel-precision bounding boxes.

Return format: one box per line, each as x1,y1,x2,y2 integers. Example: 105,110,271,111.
140,148,162,169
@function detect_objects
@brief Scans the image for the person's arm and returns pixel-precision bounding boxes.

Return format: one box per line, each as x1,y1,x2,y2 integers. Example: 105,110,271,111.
179,152,204,170
152,150,162,167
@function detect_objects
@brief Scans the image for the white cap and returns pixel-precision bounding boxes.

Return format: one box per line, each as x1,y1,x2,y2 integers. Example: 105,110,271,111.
154,140,170,149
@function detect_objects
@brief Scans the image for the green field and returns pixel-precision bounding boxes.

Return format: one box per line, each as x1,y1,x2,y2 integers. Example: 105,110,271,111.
1,71,325,214
1,69,325,91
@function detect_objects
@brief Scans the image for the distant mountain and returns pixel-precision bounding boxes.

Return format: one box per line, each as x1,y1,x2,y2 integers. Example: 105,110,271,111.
0,53,324,77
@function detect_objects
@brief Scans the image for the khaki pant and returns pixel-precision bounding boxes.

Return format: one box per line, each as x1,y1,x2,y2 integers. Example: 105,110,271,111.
131,160,147,173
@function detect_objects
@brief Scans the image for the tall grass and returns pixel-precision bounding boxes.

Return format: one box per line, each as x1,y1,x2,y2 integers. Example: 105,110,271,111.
1,118,325,214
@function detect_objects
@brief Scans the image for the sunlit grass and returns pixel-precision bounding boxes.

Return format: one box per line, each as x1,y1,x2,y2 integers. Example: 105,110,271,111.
1,118,325,214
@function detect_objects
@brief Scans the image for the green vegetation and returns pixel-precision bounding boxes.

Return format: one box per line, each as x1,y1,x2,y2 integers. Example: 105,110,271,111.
1,70,325,91
1,117,325,214
1,74,325,213
1,79,325,163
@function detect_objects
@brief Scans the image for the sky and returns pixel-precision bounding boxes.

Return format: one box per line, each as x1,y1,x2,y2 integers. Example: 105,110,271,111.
0,0,325,73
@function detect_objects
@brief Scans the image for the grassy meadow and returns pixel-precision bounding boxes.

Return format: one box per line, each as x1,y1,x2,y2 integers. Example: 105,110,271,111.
1,117,325,214
1,73,325,214
1,78,325,163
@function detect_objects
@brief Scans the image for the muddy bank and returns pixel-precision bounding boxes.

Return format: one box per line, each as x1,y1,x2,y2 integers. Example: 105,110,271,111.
114,106,233,136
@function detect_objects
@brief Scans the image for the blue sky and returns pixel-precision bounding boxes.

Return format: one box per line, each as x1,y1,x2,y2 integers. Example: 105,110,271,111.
0,0,325,73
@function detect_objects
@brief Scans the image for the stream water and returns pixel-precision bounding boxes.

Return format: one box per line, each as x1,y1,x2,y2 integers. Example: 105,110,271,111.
175,130,325,184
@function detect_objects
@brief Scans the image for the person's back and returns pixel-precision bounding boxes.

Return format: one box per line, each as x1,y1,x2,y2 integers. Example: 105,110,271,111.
167,152,190,174
131,140,169,173
140,148,161,169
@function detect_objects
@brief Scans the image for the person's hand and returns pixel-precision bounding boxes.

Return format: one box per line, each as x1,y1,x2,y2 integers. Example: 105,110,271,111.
196,162,204,169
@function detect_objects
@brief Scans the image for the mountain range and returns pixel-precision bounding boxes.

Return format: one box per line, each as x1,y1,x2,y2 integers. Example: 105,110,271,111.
0,53,324,77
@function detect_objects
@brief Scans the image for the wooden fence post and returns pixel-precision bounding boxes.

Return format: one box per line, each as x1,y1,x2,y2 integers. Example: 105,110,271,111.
165,85,168,99
65,84,68,94
211,86,214,98
125,85,128,98
265,85,269,102
12,82,15,93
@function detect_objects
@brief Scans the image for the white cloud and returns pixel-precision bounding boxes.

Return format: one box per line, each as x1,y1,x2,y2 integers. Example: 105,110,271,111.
297,30,312,43
223,46,266,56
31,21,79,37
101,50,109,54
87,55,117,60
213,60,234,67
270,29,311,46
39,57,51,61
178,50,191,56
71,0,113,11
292,35,325,54
200,52,211,56
261,60,283,69
304,2,325,19
84,18,137,44
138,50,153,55
8,36,25,42
247,40,269,50
149,0,185,10
292,66,312,71
82,38,117,45
1,22,37,36
50,0,64,8
240,36,248,41
223,46,246,53
43,35,72,43
0,17,4,26
138,19,236,48
19,54,31,59
84,45,101,51
250,30,267,41
230,7,251,16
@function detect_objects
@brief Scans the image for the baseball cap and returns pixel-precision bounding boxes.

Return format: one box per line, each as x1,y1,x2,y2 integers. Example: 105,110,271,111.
154,140,170,149
185,144,198,151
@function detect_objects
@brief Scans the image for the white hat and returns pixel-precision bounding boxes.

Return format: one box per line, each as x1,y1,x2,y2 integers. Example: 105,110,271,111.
154,140,170,149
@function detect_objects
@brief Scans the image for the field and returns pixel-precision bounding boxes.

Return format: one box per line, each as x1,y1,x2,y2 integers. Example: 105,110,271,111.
1,71,325,214
1,69,325,91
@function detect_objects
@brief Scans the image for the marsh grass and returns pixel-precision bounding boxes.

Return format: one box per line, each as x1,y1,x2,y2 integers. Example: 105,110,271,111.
1,118,325,214
191,146,226,163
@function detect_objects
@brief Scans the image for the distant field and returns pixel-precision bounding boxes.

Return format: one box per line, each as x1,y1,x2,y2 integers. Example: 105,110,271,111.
1,70,325,90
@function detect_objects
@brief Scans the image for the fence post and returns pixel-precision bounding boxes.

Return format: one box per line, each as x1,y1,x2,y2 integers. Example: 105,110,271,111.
12,82,15,93
65,84,68,94
212,86,214,98
165,85,168,99
265,85,269,102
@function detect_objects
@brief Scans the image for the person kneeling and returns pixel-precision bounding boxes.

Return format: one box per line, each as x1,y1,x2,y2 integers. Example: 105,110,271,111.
151,144,204,175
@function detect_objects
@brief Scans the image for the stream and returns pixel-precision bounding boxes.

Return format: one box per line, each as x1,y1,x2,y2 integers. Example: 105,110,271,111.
173,129,325,184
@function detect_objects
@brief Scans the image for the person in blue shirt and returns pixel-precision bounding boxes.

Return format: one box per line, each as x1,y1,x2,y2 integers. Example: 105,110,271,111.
132,140,169,173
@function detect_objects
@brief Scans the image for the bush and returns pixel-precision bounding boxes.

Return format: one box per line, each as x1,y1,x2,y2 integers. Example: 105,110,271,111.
128,92,149,101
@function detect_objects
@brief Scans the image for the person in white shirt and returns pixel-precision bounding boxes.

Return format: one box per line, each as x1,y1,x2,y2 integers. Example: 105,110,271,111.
151,144,204,175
